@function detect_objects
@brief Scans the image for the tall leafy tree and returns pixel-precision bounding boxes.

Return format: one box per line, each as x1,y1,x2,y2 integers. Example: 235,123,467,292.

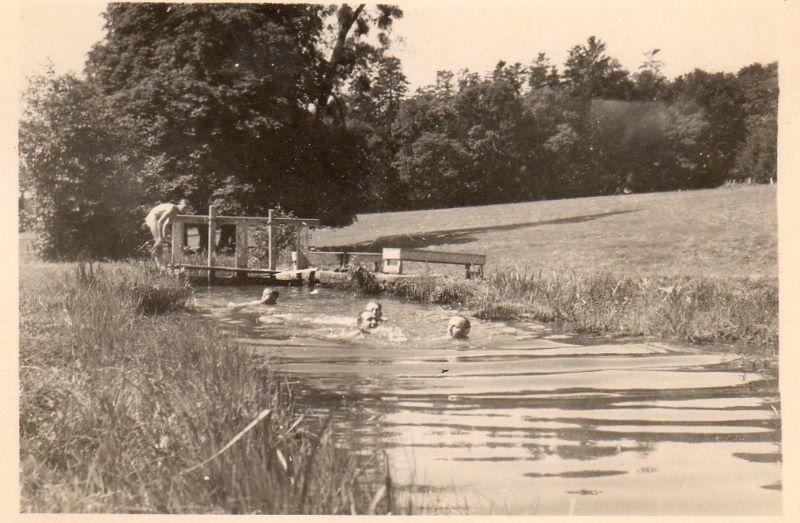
21,3,403,259
563,36,633,100
20,70,145,258
670,69,746,187
312,4,403,124
85,3,401,227
344,54,409,210
528,53,561,90
633,49,669,101
731,62,778,182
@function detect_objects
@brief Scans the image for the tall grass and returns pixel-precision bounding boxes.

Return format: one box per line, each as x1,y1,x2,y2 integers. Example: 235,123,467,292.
20,261,394,514
370,265,777,353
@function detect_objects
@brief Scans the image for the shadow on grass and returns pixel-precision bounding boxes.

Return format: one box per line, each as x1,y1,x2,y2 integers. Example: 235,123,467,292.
323,209,638,252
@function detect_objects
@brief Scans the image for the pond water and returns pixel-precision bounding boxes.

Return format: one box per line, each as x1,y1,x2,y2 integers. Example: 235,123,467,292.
195,285,781,515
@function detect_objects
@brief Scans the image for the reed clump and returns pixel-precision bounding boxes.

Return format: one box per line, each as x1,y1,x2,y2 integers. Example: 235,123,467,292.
353,265,777,352
20,261,394,514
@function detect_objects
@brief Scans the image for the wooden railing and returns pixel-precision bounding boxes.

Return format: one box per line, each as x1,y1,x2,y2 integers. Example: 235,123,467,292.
171,205,319,283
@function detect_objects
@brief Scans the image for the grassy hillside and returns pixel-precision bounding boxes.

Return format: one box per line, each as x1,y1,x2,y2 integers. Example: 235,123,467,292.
313,185,777,279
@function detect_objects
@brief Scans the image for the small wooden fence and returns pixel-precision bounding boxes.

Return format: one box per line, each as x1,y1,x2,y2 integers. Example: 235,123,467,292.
381,248,486,278
303,248,486,278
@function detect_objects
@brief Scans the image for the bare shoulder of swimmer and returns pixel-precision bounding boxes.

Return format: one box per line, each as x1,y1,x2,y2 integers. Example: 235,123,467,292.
448,315,471,339
227,288,278,309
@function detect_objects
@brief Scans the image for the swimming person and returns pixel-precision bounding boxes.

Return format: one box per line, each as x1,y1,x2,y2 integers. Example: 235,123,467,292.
145,199,190,259
365,301,383,321
448,315,471,339
226,288,279,311
357,310,379,333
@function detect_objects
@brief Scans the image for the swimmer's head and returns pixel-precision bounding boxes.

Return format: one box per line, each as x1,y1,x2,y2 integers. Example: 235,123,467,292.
260,288,279,304
365,301,383,321
177,199,190,212
448,315,471,339
357,310,379,332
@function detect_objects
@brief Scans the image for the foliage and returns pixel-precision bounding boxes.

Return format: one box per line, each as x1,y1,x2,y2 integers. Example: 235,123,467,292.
562,36,634,100
344,264,382,295
21,4,403,260
731,63,778,182
387,34,776,210
19,70,145,259
21,14,778,258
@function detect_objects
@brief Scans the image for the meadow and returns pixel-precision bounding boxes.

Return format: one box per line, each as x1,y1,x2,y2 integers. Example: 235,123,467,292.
315,185,777,279
323,185,778,352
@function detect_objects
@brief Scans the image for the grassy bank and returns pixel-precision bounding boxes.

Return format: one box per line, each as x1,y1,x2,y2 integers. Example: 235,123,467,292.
315,185,776,279
20,261,394,514
316,186,777,354
342,265,778,354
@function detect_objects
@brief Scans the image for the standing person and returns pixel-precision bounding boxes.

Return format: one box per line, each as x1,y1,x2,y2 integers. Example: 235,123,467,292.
145,199,189,258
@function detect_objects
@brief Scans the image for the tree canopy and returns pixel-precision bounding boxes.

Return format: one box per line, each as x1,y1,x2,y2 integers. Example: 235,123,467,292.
21,18,777,260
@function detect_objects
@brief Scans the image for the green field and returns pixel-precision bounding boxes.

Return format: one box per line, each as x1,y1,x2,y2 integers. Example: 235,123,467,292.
314,185,777,280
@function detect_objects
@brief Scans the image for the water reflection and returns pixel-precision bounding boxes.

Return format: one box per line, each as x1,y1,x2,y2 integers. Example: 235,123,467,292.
195,285,781,515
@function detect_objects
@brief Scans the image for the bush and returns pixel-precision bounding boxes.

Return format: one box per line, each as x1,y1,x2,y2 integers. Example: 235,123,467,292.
20,71,146,260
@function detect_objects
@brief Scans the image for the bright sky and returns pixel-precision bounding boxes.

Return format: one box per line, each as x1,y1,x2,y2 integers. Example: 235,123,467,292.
17,0,788,91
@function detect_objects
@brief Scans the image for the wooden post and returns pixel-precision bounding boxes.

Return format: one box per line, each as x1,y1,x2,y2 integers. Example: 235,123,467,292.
171,218,184,267
382,248,403,274
267,209,276,271
294,223,307,272
235,220,248,281
207,205,216,284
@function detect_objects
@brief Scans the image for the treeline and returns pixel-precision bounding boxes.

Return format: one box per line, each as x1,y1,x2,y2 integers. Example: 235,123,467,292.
19,4,777,259
354,38,777,211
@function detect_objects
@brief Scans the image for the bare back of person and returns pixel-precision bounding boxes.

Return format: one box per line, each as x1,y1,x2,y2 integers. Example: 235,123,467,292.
145,199,189,259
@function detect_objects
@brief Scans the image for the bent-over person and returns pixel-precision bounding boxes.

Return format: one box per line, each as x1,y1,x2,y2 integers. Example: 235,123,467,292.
145,199,189,259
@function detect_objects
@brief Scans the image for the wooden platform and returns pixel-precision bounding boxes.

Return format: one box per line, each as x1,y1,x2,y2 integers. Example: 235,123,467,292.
175,214,319,226
175,264,281,274
174,264,319,279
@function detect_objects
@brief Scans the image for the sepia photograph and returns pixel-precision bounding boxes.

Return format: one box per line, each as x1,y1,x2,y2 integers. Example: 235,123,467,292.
10,0,795,516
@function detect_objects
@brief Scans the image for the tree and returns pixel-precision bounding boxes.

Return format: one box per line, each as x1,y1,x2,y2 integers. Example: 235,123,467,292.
85,3,401,227
633,49,669,101
563,36,634,99
20,70,144,259
670,69,746,187
344,54,409,210
311,4,403,123
731,62,778,182
393,132,474,207
528,53,560,90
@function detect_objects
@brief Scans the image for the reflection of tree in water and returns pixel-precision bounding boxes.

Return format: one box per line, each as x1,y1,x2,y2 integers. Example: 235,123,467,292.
555,442,618,461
